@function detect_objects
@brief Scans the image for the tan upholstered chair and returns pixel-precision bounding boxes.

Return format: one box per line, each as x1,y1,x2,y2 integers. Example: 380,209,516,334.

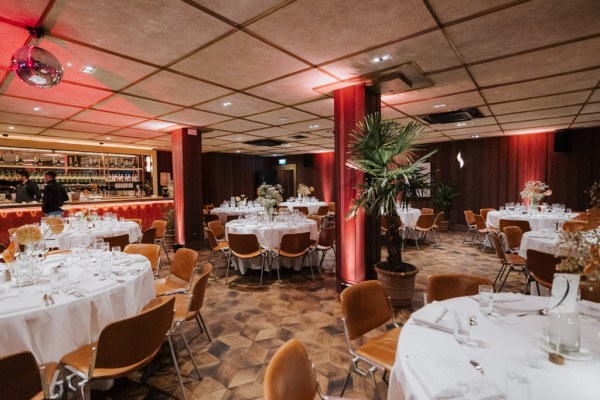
154,248,198,296
426,274,493,303
276,206,289,214
498,219,531,234
207,228,230,280
315,205,330,216
228,233,269,286
474,214,492,251
479,208,495,222
405,214,437,249
503,226,523,254
60,297,176,399
203,203,214,212
490,232,527,292
124,244,160,276
312,227,336,272
140,227,157,244
432,212,444,244
226,215,239,222
45,249,71,257
294,206,309,216
150,220,170,263
525,249,559,294
420,207,434,215
0,351,59,400
340,280,401,400
103,234,130,251
207,220,225,241
204,213,219,224
307,215,323,229
462,210,478,245
126,218,142,229
272,232,312,281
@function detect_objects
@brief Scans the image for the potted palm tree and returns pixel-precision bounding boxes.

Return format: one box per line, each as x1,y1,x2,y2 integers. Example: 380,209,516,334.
431,181,460,232
346,113,435,307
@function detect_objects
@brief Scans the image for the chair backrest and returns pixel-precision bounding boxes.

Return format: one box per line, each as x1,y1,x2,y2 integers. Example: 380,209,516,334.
170,248,198,282
427,274,493,302
203,203,215,212
340,280,392,340
434,212,444,225
124,244,160,273
46,249,71,257
93,297,175,375
329,202,335,212
318,227,335,248
276,206,289,214
316,205,329,216
381,215,402,231
294,206,309,216
526,249,559,288
206,229,221,251
204,214,219,224
150,220,167,239
464,210,476,226
140,227,157,244
473,214,487,230
498,219,531,233
307,215,323,228
489,232,508,262
126,219,143,229
187,263,213,315
226,215,239,222
479,208,495,221
207,220,225,239
0,351,46,399
415,214,436,229
421,208,434,215
228,234,260,256
503,226,523,249
263,339,317,400
103,234,130,250
279,232,311,255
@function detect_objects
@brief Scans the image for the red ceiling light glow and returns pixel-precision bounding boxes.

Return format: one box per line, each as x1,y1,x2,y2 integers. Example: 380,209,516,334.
10,27,63,89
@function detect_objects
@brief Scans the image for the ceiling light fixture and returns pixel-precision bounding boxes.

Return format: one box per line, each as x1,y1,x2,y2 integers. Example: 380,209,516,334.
33,107,42,111
457,122,466,127
222,102,232,107
433,104,446,108
8,126,15,130
279,117,289,122
105,136,111,140
371,54,392,63
66,62,73,67
236,137,242,140
11,26,63,89
309,124,319,129
81,65,97,74
235,150,241,153
470,134,480,139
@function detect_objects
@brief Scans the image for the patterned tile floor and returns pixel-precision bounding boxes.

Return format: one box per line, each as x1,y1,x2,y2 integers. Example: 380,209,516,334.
92,230,526,399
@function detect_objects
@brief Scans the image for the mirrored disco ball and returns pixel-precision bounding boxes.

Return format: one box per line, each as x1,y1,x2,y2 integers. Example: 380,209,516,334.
10,46,63,89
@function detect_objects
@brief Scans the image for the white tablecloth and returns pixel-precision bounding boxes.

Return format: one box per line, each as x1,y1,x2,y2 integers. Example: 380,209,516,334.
225,219,318,274
211,206,262,224
518,230,559,258
487,211,570,231
0,253,155,363
388,296,600,400
396,208,421,227
280,201,328,215
48,221,143,250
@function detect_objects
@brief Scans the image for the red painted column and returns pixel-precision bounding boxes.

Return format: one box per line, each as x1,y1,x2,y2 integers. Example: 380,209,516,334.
171,128,203,247
334,84,381,289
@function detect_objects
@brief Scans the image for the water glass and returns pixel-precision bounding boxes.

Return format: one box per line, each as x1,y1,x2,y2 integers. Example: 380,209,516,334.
49,266,63,294
112,246,121,255
453,309,471,344
479,285,494,315
505,357,530,400
548,312,580,354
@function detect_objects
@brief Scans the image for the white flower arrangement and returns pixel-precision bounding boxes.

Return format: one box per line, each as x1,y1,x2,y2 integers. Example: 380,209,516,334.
256,183,283,208
297,183,314,198
235,194,247,205
520,180,552,203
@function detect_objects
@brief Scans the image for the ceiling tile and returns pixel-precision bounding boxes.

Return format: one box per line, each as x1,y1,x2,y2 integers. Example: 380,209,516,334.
1,0,51,26
0,111,61,127
0,96,81,119
69,109,147,126
40,129,100,139
281,118,334,132
470,37,600,87
45,0,232,65
171,31,307,89
1,76,110,107
200,130,233,138
203,138,231,146
381,107,405,119
247,0,436,64
207,118,269,132
93,94,180,118
158,108,230,126
480,69,600,103
195,93,280,116
246,69,337,104
581,103,600,114
571,121,600,129
246,107,315,125
495,106,582,123
131,120,177,131
217,133,264,142
294,98,334,117
437,116,499,130
321,31,460,79
445,0,600,63
490,91,592,114
297,137,333,145
0,124,44,134
429,0,517,23
241,127,296,137
0,22,32,69
108,128,164,139
449,132,504,141
53,120,117,133
273,132,325,141
393,91,485,116
500,116,575,130
415,135,450,144
125,70,232,106
91,135,136,143
191,0,286,24
589,91,600,103
133,139,173,147
438,124,501,136
574,113,600,123
504,125,570,135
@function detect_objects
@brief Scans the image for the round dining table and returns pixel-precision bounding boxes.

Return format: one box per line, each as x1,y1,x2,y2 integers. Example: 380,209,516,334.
47,220,143,250
279,200,328,216
486,210,571,231
388,295,600,400
396,207,421,227
0,252,155,363
210,206,262,224
518,229,559,259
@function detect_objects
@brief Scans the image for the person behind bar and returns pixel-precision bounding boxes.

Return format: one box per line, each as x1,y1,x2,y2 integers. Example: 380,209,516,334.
42,170,69,216
15,170,41,203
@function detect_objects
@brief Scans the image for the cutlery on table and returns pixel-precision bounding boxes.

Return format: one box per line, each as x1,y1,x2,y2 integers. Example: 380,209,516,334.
516,308,549,317
469,360,484,375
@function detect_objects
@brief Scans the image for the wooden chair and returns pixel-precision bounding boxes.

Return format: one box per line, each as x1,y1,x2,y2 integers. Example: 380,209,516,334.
103,234,130,251
432,212,444,244
0,351,59,400
203,203,214,212
315,205,329,216
405,214,437,249
140,227,157,244
207,220,225,241
45,249,71,257
498,219,531,234
420,207,434,215
272,232,312,281
312,227,336,272
294,206,309,216
503,226,523,254
124,244,160,276
276,206,289,214
525,249,559,294
60,297,176,399
426,274,493,302
228,234,269,286
155,248,198,296
207,228,230,280
150,220,171,263
125,218,142,229
339,280,401,400
307,215,323,229
479,208,495,222
203,214,219,224
474,214,492,251
462,210,478,245
490,232,527,292
226,215,239,222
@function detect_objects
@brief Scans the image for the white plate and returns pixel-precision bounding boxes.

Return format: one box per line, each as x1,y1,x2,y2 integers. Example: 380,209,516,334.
539,337,592,361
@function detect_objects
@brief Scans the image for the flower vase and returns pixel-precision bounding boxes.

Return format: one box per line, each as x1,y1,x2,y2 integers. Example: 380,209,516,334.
15,245,35,286
264,205,273,223
530,198,539,212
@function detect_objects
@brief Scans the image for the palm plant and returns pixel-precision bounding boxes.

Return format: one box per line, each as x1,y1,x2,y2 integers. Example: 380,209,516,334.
346,113,436,272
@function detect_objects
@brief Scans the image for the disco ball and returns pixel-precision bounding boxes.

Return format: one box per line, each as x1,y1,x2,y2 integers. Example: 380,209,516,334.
10,45,63,89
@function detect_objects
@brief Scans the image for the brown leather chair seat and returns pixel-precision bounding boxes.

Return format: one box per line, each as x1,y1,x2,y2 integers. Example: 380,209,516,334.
354,326,401,371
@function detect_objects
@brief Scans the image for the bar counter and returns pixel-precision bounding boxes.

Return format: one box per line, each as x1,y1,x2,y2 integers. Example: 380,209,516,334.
0,197,173,245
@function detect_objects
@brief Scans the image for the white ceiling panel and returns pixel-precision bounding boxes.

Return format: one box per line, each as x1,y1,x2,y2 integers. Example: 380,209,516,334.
108,128,165,139
191,0,286,24
428,0,517,23
92,94,180,118
581,103,600,114
0,22,34,69
393,91,486,116
40,129,100,140
0,96,81,119
207,118,269,132
246,69,337,105
294,98,334,117
0,111,61,127
158,108,230,126
495,106,582,124
281,118,334,132
246,107,316,125
0,124,44,134
1,77,110,107
500,116,576,130
195,93,280,116
69,109,147,126
490,91,592,115
53,120,117,133
574,113,600,123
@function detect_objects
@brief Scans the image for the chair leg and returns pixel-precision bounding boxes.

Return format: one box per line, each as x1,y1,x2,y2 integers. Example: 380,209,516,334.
371,370,381,400
77,379,91,400
493,263,507,291
162,240,171,263
207,249,214,264
225,256,236,284
179,333,202,381
340,371,352,396
259,254,265,287
275,255,282,282
197,312,212,342
498,266,514,292
168,337,187,400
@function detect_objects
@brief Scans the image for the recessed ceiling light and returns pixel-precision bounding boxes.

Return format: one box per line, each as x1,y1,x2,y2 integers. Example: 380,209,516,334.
381,54,392,61
235,150,241,153
66,62,73,67
8,126,14,130
279,117,289,121
457,122,466,127
222,102,232,107
32,107,42,111
81,65,97,74
105,136,111,140
284,144,291,147
236,136,242,140
433,104,446,108
309,124,319,129
272,154,278,156
470,134,480,139
371,54,392,63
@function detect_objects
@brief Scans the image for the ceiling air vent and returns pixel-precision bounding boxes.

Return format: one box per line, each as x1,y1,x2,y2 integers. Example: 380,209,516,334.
421,108,484,124
288,134,309,139
245,139,287,147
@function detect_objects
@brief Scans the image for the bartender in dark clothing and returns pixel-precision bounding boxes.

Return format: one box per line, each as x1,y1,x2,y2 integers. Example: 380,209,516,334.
42,171,69,216
15,170,41,203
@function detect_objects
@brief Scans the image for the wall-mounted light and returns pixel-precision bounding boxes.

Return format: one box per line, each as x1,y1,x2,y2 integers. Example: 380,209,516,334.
456,152,464,169
145,155,152,172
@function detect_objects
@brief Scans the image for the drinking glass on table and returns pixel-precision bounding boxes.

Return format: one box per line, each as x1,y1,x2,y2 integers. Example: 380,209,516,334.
479,285,494,315
453,309,471,344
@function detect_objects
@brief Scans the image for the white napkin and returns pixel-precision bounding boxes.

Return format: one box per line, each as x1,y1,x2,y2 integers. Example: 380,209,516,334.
0,295,42,315
411,301,452,332
494,295,548,313
76,279,116,294
406,356,463,399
